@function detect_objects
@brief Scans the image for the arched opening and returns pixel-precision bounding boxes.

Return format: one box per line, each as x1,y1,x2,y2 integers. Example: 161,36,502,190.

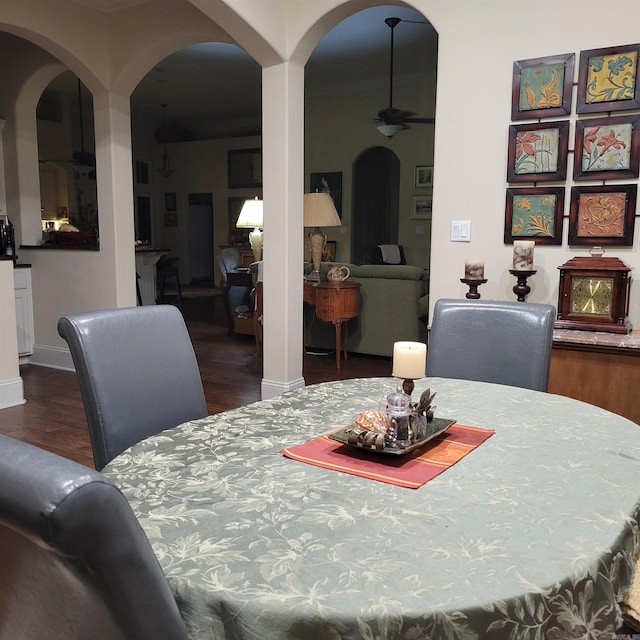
351,146,400,265
305,4,437,267
38,72,98,249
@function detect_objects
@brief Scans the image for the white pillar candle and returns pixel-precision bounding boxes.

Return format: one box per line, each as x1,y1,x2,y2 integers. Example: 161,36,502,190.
513,240,534,270
464,260,484,279
392,341,427,379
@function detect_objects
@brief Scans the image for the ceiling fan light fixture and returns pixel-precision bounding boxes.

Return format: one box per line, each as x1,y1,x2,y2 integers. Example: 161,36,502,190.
377,123,404,138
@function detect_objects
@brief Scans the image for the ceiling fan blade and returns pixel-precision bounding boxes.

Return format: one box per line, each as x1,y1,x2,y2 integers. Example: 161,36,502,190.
377,107,413,123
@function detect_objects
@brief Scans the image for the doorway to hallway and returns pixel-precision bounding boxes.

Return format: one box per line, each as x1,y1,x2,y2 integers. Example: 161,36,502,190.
188,193,214,285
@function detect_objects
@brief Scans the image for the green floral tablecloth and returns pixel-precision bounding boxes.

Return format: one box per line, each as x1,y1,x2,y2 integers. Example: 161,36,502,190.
103,377,640,640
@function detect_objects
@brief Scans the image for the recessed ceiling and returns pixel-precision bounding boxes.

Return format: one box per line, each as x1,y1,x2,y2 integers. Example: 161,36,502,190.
40,4,437,140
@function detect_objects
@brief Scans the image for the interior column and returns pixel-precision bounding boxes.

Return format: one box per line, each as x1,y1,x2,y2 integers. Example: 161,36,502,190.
261,60,306,398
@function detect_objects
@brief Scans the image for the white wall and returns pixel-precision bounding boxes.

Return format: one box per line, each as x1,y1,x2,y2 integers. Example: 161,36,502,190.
424,0,640,327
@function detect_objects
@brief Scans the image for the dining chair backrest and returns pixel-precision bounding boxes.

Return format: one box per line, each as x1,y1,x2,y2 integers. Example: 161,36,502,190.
57,305,207,470
426,298,556,391
0,433,189,640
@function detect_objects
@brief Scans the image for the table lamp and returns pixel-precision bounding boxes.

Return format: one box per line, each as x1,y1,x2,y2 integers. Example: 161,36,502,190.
303,192,341,281
236,197,263,262
392,341,427,397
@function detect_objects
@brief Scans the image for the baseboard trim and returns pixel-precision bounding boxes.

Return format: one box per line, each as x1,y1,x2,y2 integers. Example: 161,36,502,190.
28,344,75,371
0,376,25,409
261,376,306,399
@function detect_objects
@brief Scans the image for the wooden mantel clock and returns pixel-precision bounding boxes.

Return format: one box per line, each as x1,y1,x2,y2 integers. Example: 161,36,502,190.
555,250,632,334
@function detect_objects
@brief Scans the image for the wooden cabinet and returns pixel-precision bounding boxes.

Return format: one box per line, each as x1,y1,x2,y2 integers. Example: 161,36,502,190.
548,329,640,425
0,120,6,218
13,267,34,357
304,281,361,369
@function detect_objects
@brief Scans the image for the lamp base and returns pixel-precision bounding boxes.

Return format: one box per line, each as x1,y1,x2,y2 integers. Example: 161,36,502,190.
308,227,326,275
249,228,263,262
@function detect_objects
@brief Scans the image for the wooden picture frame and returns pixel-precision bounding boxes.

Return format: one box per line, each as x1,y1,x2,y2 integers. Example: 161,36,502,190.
164,192,176,211
577,43,640,114
322,240,336,262
507,121,569,182
228,148,262,188
574,115,640,180
411,195,432,219
504,187,565,245
414,165,433,188
568,185,637,246
164,212,177,227
511,53,574,121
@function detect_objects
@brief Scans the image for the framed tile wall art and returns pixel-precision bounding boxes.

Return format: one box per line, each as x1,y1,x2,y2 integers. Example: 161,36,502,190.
568,185,637,246
577,43,640,114
511,53,574,120
573,115,640,180
504,187,565,245
507,121,569,182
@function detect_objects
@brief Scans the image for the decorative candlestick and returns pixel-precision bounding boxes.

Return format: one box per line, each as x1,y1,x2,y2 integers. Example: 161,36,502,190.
392,341,427,398
460,277,488,299
509,269,537,302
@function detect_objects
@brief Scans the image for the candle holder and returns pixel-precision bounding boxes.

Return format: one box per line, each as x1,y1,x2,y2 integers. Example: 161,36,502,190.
460,277,488,299
509,269,537,302
400,378,415,397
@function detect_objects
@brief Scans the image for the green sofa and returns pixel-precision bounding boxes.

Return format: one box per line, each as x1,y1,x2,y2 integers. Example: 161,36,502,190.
304,262,429,358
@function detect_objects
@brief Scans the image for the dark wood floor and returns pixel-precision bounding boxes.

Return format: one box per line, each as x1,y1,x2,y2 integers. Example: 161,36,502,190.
0,294,392,468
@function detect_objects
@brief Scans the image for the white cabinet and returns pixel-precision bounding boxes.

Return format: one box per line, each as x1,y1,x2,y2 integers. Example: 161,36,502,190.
13,267,34,357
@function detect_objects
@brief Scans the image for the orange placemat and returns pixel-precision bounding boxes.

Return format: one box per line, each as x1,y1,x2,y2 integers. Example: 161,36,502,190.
282,423,494,489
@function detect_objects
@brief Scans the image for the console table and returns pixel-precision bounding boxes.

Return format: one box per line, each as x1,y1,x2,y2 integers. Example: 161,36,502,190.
304,280,361,370
549,329,640,424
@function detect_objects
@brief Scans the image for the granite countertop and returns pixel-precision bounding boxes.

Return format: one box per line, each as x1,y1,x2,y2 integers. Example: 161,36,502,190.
553,328,640,350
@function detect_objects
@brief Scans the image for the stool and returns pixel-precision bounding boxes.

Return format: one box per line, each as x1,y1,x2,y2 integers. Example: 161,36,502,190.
156,258,183,310
136,273,143,306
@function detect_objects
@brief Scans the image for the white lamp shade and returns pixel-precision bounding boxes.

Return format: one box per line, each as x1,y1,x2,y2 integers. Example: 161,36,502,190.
303,193,341,228
236,197,263,229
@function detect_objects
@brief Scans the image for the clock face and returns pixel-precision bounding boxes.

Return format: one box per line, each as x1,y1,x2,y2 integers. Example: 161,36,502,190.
569,276,613,316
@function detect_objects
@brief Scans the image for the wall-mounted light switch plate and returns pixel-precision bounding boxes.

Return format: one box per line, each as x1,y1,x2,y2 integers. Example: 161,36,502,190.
451,220,471,242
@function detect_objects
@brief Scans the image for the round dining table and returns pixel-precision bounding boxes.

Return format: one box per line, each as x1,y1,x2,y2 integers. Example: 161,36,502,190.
102,377,640,640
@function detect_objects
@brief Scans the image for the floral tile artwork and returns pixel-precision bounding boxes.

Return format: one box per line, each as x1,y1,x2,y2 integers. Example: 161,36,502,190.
514,127,560,176
585,51,638,106
581,122,633,172
512,193,557,237
576,192,627,237
518,61,567,113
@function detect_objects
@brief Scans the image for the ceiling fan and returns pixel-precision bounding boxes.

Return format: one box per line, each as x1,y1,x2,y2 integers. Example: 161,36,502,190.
40,78,96,168
376,17,435,138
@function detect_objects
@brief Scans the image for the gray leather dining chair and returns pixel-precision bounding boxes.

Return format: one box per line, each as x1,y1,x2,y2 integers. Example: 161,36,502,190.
58,305,207,470
426,298,556,391
0,433,189,640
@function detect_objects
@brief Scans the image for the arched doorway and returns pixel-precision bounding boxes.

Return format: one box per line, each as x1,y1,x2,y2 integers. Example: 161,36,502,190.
351,146,400,265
